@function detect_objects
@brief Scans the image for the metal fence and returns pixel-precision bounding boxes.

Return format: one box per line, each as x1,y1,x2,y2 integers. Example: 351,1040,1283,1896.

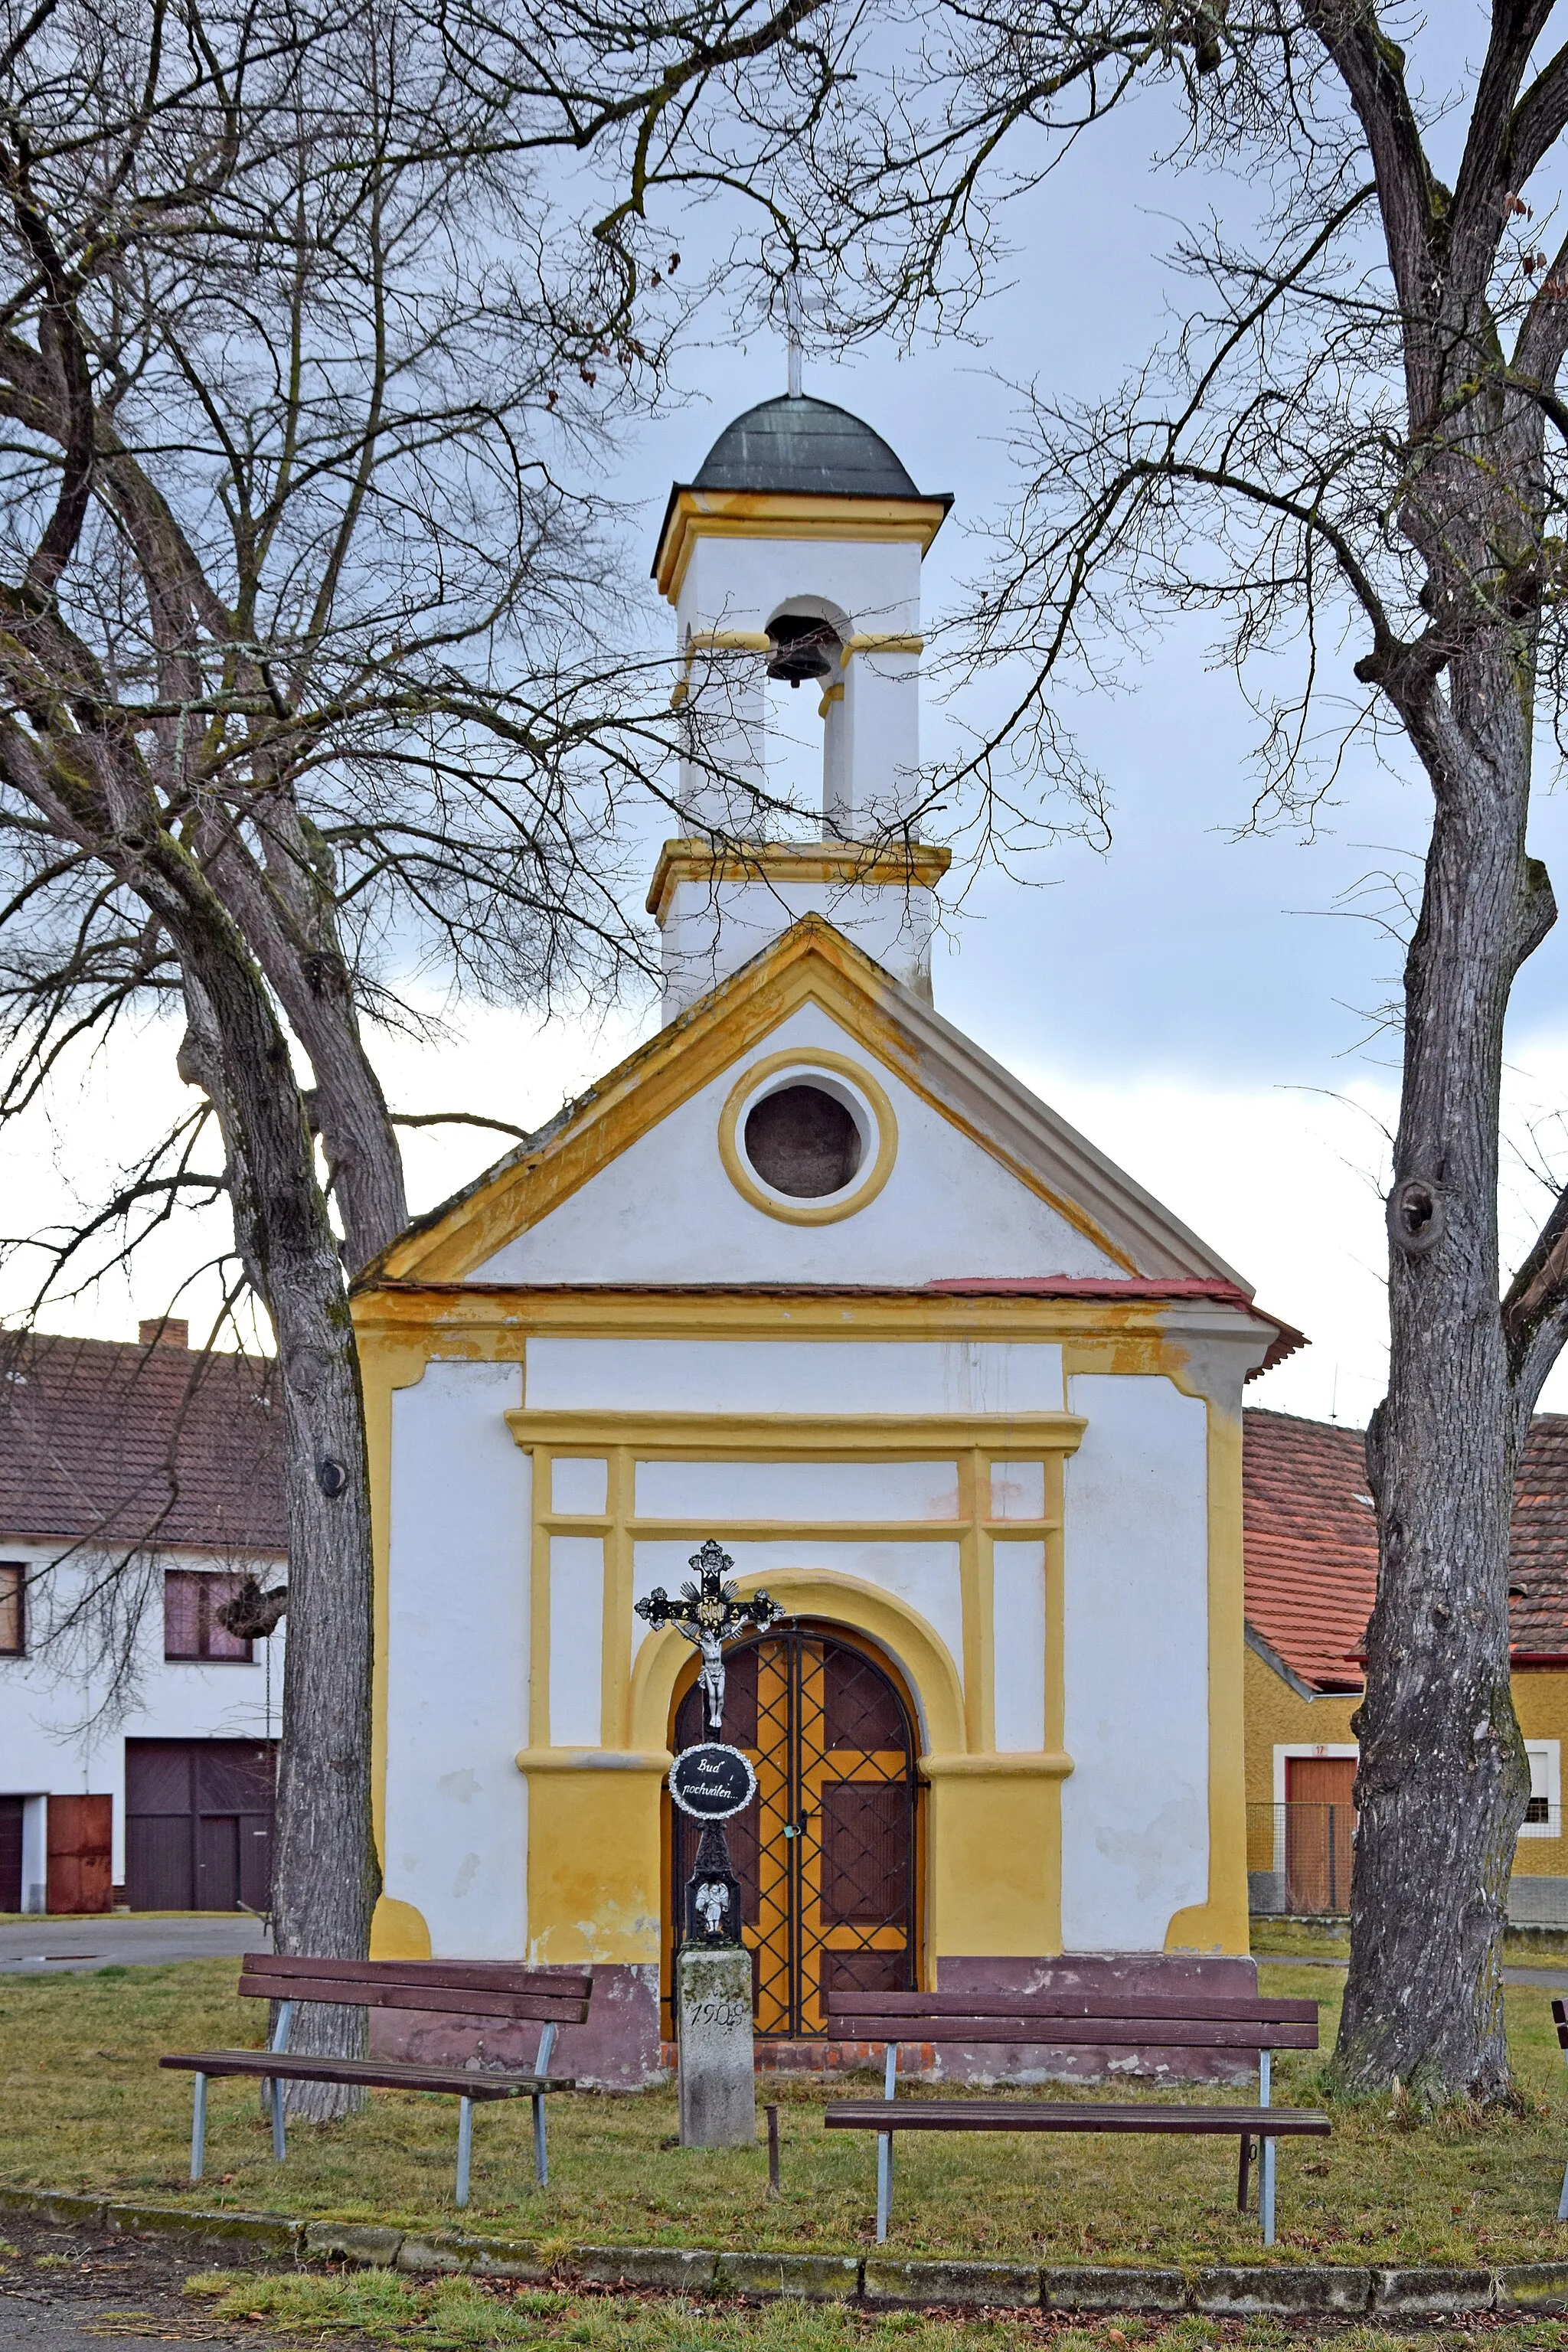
1248,1801,1568,1924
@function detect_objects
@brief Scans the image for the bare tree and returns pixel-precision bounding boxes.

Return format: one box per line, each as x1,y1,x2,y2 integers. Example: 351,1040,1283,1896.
730,0,1568,2101
0,0,841,2104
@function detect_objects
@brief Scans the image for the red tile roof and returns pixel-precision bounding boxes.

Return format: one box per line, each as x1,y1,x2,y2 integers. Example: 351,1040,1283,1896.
0,1329,286,1555
1243,1406,1568,1690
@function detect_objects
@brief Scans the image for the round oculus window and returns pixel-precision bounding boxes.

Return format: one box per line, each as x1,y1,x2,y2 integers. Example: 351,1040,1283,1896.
718,1052,898,1225
743,1083,863,1198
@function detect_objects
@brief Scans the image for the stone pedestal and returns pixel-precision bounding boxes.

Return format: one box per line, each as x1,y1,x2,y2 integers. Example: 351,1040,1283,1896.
675,1944,756,2148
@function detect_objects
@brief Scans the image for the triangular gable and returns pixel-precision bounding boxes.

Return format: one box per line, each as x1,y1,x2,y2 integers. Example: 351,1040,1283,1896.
364,916,1251,1292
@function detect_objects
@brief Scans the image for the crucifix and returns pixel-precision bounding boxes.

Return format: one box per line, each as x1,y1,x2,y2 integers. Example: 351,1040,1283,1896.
634,1538,783,1735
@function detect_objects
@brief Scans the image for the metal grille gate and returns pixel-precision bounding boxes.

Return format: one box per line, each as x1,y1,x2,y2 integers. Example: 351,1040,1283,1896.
673,1625,918,2038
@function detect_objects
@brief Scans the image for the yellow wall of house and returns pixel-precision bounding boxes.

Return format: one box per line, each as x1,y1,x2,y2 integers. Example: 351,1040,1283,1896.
1243,1646,1568,1880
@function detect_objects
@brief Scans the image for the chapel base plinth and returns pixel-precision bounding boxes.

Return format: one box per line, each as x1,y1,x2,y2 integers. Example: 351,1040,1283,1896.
676,1945,756,2147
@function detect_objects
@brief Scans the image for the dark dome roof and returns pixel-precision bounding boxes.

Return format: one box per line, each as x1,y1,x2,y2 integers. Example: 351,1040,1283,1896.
693,393,923,499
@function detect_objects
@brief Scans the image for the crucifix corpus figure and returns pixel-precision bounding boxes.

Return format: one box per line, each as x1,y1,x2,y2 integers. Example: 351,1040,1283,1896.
635,1539,784,1735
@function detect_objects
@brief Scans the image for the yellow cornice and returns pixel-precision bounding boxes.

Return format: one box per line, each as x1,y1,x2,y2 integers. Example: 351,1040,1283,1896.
505,1407,1086,1458
645,837,951,924
653,488,952,603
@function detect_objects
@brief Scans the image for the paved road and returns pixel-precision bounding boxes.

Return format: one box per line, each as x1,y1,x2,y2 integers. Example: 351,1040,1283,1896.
0,1915,272,1973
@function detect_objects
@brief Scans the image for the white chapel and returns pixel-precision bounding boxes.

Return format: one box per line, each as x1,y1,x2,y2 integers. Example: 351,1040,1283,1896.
353,386,1297,2083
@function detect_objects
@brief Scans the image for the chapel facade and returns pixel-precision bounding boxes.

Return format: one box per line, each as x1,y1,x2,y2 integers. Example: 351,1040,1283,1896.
354,387,1297,2082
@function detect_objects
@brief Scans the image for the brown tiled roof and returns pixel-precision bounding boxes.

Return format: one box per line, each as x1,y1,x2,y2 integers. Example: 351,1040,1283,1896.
1243,1406,1568,1691
0,1330,286,1555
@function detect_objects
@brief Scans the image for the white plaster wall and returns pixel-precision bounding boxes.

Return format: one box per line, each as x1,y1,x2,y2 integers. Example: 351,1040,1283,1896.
630,1537,963,1720
473,1004,1118,1285
632,1459,961,1521
678,534,922,640
526,1337,1064,1416
660,876,934,1011
549,1537,604,1746
992,1541,1047,1753
1060,1374,1210,1950
386,1360,531,1958
0,1544,287,1882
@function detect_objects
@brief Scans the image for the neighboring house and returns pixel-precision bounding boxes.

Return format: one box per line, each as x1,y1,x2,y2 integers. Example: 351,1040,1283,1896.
1243,1406,1568,1924
0,1319,286,1914
354,382,1303,2084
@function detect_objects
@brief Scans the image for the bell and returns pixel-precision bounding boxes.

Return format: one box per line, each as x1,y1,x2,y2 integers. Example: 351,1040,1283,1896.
766,612,839,688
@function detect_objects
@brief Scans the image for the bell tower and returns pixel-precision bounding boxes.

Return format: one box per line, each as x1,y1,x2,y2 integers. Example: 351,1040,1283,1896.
649,390,952,1016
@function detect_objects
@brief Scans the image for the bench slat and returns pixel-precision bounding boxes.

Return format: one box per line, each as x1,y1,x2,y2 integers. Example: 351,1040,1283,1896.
236,1971,588,2023
825,2015,1317,2049
824,2099,1330,2136
160,2050,574,2099
828,1993,1318,2024
242,1953,591,1999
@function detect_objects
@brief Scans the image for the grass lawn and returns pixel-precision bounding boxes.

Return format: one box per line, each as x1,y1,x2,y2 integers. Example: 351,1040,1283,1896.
167,2275,1568,2351
5,1956,1568,2265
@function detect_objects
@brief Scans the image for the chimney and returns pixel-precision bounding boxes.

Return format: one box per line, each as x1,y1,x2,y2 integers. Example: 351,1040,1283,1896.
139,1317,189,1349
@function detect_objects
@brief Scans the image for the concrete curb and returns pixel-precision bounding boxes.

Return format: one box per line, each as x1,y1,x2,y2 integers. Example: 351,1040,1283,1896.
2,2183,1563,2314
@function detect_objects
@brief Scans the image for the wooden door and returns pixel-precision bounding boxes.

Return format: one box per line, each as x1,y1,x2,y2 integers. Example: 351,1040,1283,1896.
0,1795,22,1913
1285,1756,1357,1915
126,1740,276,1911
45,1795,112,1914
671,1627,919,2038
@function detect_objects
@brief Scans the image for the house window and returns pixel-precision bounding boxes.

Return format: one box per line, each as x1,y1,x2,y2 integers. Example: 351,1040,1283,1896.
1522,1741,1561,1839
163,1571,253,1663
0,1563,24,1656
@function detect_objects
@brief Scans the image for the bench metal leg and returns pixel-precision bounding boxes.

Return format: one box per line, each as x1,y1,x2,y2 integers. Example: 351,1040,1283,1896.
456,2097,473,2209
1557,2161,1568,2223
1260,2139,1276,2245
533,2092,548,2189
876,2134,893,2244
1257,2047,1274,2244
1236,2133,1252,2212
875,2039,898,2243
190,2075,207,2182
270,2077,286,2164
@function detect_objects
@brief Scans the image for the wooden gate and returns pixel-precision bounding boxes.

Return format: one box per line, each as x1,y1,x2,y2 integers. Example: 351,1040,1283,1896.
125,1740,276,1911
671,1626,919,2038
1285,1755,1357,1915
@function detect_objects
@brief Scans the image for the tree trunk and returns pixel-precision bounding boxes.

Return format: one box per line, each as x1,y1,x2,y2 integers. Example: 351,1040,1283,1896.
165,890,377,2118
1335,650,1537,2102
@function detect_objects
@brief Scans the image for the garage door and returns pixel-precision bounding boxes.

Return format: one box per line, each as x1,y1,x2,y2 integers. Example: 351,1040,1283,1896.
125,1740,276,1913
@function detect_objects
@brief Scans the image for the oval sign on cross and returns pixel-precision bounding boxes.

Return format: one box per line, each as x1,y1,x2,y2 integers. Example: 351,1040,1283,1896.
669,1743,757,1820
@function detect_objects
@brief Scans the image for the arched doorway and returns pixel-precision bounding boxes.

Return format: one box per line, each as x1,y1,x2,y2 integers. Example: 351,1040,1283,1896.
671,1623,920,2037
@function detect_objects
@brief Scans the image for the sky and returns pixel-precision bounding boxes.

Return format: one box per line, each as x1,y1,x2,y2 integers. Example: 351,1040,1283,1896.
8,6,1568,1430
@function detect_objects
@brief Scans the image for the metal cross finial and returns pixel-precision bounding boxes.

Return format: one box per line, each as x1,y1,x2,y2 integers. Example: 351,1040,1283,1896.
635,1538,783,1734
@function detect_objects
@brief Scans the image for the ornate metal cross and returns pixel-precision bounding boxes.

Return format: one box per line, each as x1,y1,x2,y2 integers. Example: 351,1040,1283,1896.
635,1538,784,1735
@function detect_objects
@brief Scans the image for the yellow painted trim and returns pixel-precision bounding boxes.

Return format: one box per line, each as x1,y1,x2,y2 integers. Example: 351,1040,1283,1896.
361,916,1138,1284
602,1448,635,1749
530,1432,552,1751
356,1289,1201,1348
628,1568,968,1759
509,1409,1086,1458
686,629,772,653
818,684,844,717
717,1048,899,1226
370,1896,433,1960
645,838,951,923
921,1752,1073,1779
655,489,950,602
516,1747,671,1775
841,633,923,662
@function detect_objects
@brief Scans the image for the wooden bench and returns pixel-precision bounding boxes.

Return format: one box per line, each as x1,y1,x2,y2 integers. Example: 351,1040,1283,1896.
824,1990,1328,2246
162,1953,590,2207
